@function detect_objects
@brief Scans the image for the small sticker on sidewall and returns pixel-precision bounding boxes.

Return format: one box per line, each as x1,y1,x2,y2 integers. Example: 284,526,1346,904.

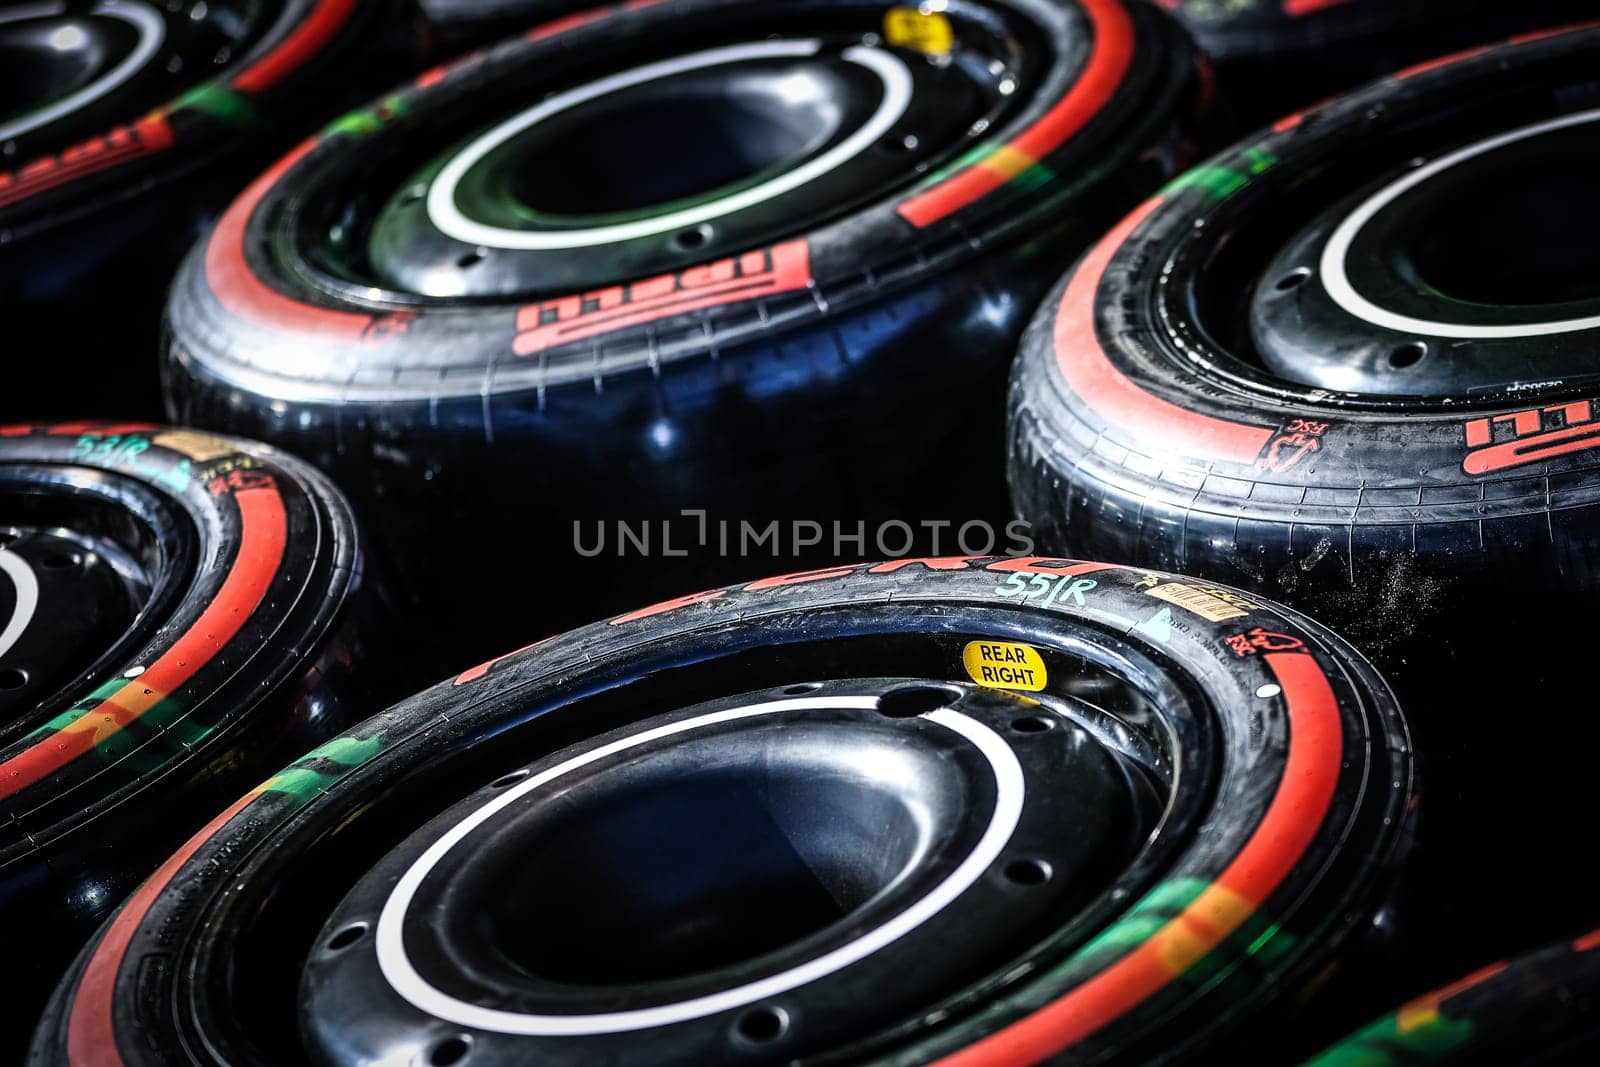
884,7,955,56
1145,582,1256,623
962,640,1047,692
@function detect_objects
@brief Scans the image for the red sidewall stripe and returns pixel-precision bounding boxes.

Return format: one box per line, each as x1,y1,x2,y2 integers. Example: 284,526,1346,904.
896,0,1136,228
231,0,361,95
0,485,287,800
205,140,374,339
65,790,260,1067
0,422,160,438
1052,196,1272,463
525,6,611,41
934,650,1344,1064
524,0,670,41
2,0,357,215
1283,0,1354,17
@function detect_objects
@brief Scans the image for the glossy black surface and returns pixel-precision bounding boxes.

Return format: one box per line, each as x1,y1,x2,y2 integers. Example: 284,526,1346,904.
302,680,1162,1064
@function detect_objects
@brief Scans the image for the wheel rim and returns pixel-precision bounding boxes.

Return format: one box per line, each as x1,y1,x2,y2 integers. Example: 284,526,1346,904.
292,4,1040,303
1141,27,1600,410
1252,108,1600,396
301,679,1166,1061
0,463,192,749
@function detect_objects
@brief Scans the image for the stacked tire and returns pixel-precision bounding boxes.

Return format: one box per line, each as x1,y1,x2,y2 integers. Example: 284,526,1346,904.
1309,931,1600,1064
0,0,416,420
0,422,387,1055
7,1,1600,1062
1156,0,1595,129
161,0,1207,669
31,559,1414,1065
1008,21,1600,975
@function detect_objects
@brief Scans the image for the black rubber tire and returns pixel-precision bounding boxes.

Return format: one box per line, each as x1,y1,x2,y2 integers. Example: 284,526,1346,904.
30,556,1413,1065
1008,20,1600,974
417,0,580,54
0,0,420,422
1008,19,1600,653
1307,928,1600,1065
0,420,388,1055
162,0,1205,672
1156,0,1595,131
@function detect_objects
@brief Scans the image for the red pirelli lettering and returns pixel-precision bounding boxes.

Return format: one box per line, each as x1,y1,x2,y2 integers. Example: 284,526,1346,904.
1463,400,1600,474
513,241,812,356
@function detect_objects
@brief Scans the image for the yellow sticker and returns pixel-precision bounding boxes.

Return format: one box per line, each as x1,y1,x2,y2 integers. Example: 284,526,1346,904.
1144,583,1256,623
151,431,234,462
963,640,1047,692
884,7,954,56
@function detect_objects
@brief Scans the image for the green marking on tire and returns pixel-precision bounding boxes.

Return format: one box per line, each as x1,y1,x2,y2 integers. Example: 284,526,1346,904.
323,96,408,139
1076,877,1208,963
260,733,385,805
1012,161,1055,193
1304,1010,1475,1067
174,83,257,124
915,142,1001,189
1163,149,1278,199
26,680,125,739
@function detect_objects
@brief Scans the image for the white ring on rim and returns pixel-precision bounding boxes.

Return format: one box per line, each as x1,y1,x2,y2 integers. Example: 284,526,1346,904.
0,547,40,661
374,693,1025,1036
0,0,167,143
1319,108,1600,340
425,39,914,251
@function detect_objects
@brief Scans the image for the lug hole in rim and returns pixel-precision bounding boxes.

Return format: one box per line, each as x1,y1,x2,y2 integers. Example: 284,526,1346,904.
1388,342,1427,369
1011,715,1055,733
456,249,485,269
736,1006,788,1043
40,551,80,569
427,1034,472,1066
325,922,368,951
489,770,529,789
1004,858,1053,886
877,684,960,718
673,225,712,251
0,667,28,690
1275,268,1312,292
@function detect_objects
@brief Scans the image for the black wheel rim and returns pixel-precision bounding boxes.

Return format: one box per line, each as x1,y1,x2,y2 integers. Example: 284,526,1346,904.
1150,33,1600,411
0,0,265,160
301,677,1168,1064
0,463,193,750
284,2,1044,306
1251,108,1600,397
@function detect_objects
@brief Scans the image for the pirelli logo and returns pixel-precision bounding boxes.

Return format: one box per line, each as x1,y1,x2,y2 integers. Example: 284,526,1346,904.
513,240,812,356
0,116,174,210
1463,400,1600,475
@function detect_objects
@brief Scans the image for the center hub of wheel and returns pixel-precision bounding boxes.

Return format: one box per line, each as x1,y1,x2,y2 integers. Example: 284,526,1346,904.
300,679,1163,1065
